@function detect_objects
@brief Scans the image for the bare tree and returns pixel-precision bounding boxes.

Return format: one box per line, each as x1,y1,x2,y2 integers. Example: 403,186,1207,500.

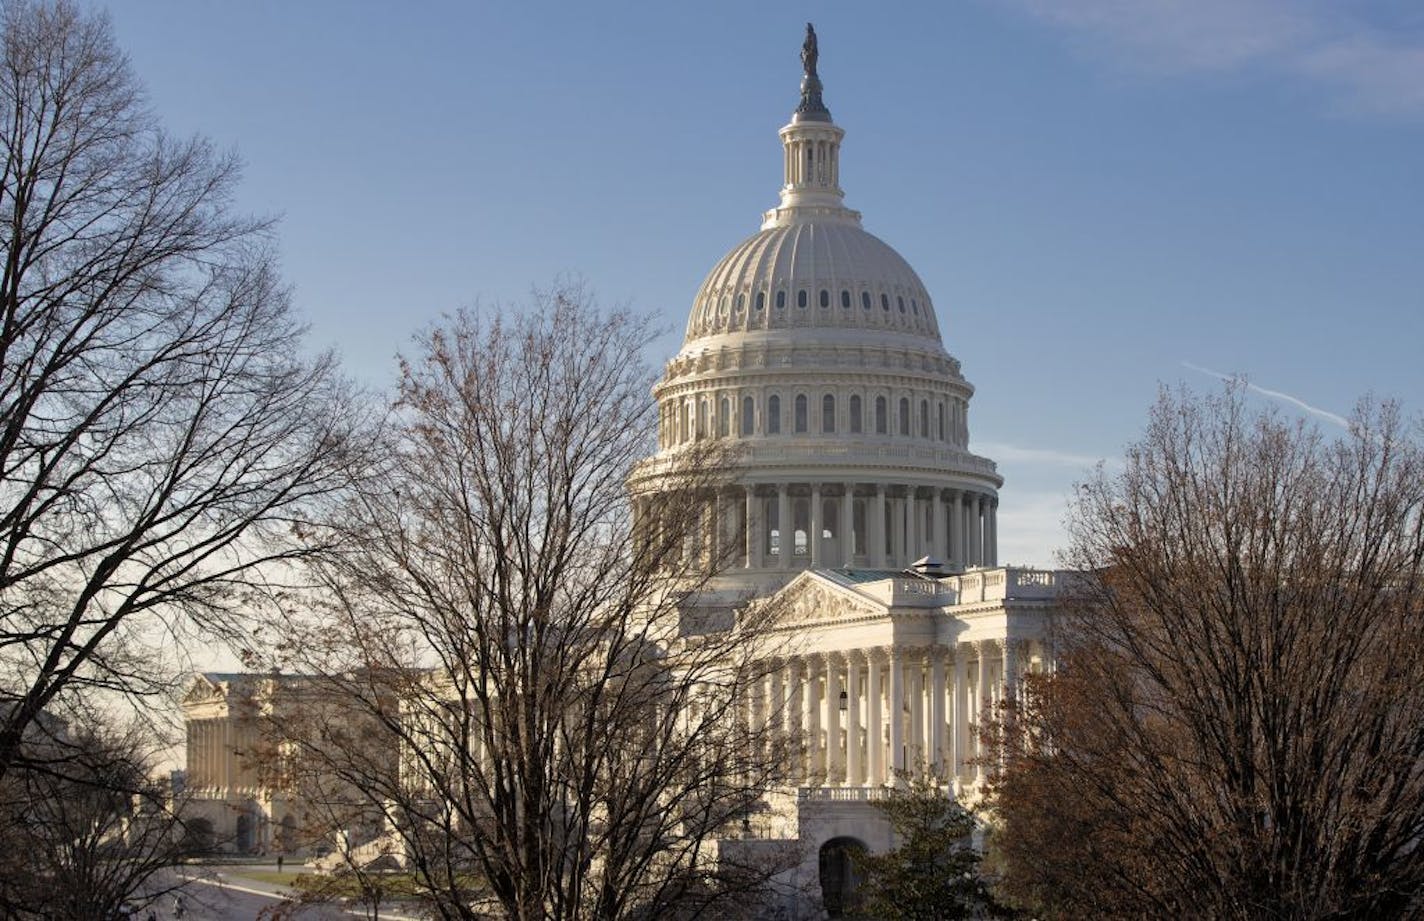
0,713,195,918
262,285,796,920
0,0,359,778
991,385,1424,919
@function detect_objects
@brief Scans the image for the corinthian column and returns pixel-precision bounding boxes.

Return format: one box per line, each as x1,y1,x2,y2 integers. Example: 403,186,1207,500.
824,652,842,785
888,647,905,779
872,486,887,568
930,647,946,775
777,485,791,570
867,649,884,785
810,484,823,567
841,484,855,566
744,486,759,569
845,651,862,785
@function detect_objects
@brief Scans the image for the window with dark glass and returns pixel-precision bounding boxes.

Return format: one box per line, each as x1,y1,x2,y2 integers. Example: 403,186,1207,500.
861,291,871,310
768,395,781,434
875,396,887,434
795,394,808,433
899,398,910,435
742,395,755,435
798,289,808,308
819,289,830,308
822,394,835,433
850,395,862,433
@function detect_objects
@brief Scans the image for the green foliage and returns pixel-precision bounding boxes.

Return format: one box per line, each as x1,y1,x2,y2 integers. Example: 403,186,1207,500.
854,773,1006,921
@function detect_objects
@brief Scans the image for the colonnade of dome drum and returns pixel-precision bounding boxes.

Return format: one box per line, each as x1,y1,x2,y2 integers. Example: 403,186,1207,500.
634,480,997,573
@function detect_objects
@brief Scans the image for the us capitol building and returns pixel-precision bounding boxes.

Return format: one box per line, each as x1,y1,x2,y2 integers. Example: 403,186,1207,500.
181,26,1067,914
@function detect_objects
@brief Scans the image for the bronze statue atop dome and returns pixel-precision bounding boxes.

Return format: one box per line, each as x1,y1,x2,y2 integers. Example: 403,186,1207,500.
795,23,829,121
801,23,819,78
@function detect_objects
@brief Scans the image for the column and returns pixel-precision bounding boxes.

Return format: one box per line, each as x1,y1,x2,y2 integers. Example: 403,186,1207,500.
988,499,998,566
953,645,968,782
867,650,884,785
1002,638,1017,705
222,718,232,793
908,650,925,768
969,493,982,567
806,656,823,782
845,651,862,785
975,641,991,786
841,484,855,566
767,664,784,752
890,493,905,568
872,486,887,568
744,485,759,569
907,491,920,561
930,647,946,776
888,648,905,778
810,484,823,567
777,484,791,570
824,653,842,785
951,490,964,568
932,490,946,561
790,659,808,783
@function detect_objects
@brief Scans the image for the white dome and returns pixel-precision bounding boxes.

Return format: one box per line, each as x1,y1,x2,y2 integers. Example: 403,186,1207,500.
684,219,942,344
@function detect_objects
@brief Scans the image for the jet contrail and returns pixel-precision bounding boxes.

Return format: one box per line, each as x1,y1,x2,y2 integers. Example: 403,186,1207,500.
1181,361,1349,429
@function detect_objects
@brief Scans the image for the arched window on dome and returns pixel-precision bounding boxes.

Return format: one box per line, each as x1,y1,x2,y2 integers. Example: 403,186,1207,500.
756,291,765,311
697,399,708,439
776,290,785,310
797,289,808,308
767,395,781,435
741,395,754,436
719,397,730,438
841,290,851,309
875,397,887,435
920,400,929,438
861,291,871,310
679,402,689,443
937,402,946,441
881,293,890,312
822,394,835,433
794,394,808,433
849,395,862,433
899,398,910,436
819,289,829,308
897,296,906,313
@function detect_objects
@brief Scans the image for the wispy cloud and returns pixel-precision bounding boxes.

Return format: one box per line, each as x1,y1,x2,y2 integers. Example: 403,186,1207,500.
1001,0,1424,116
1181,360,1349,427
976,441,1119,470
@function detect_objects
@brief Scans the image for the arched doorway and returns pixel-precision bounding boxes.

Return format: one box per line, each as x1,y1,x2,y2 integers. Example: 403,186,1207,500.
235,812,254,854
181,817,214,855
819,836,867,919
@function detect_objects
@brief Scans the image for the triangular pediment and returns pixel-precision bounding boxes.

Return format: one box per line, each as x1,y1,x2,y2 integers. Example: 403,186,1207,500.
180,673,226,705
765,570,889,626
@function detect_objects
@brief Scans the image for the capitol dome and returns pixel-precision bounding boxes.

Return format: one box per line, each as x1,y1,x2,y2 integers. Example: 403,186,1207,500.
633,29,1001,593
685,220,941,342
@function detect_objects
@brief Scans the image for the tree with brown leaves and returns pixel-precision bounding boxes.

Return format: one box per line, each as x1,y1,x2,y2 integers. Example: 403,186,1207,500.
992,385,1424,919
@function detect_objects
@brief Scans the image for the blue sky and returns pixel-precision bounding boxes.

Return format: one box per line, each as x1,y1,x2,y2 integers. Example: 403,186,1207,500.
101,1,1423,567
